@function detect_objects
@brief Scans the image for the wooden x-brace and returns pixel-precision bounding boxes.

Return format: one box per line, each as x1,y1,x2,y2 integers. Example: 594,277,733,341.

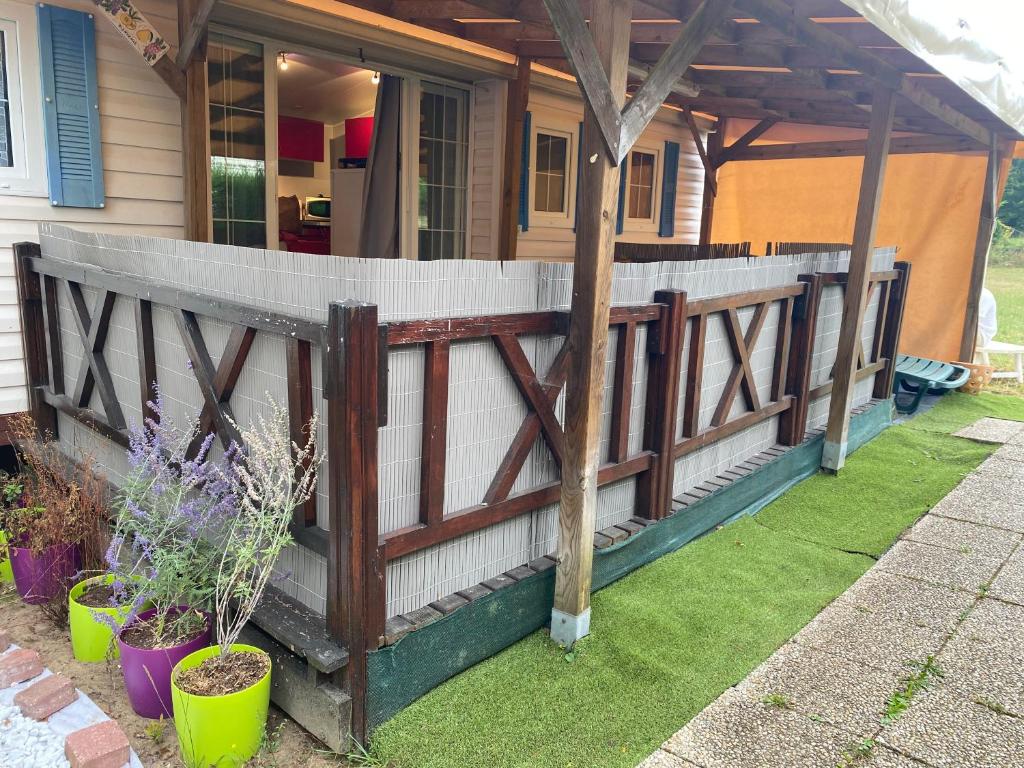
485,336,570,504
712,303,768,427
174,308,255,454
66,282,126,431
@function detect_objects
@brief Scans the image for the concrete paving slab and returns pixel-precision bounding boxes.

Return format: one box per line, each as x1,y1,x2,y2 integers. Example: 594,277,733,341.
735,642,901,734
955,597,1024,651
875,540,1004,592
636,749,698,768
994,441,1024,464
936,631,1024,716
832,570,976,634
879,686,1024,768
901,515,1022,560
989,549,1024,606
661,688,868,768
792,601,948,674
954,418,1024,444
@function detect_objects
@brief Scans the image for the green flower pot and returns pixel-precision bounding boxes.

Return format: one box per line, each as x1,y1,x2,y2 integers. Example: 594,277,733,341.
0,531,12,583
172,644,271,768
68,575,142,662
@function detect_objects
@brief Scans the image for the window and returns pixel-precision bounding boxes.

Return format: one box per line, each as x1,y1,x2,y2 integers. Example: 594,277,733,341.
417,81,468,260
627,150,656,220
0,31,12,169
209,35,267,248
0,9,47,196
534,131,568,213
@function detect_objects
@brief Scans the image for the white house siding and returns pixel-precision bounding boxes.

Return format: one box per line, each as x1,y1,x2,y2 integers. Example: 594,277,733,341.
0,0,183,415
513,87,706,262
468,79,504,261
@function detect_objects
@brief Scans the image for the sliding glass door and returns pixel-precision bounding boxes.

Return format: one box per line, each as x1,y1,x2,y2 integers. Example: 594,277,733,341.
208,34,267,248
416,81,468,261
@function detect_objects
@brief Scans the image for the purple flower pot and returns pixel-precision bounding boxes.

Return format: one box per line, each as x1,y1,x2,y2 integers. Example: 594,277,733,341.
118,606,213,719
9,543,82,605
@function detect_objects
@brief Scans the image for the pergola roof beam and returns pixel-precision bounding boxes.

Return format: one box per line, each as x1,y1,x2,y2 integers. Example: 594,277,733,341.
736,0,992,145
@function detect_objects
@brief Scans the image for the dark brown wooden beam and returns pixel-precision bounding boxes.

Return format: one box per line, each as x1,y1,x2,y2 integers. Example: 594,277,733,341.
498,57,531,261
180,0,211,242
175,0,216,69
715,117,777,166
723,134,984,162
699,117,725,244
683,108,715,194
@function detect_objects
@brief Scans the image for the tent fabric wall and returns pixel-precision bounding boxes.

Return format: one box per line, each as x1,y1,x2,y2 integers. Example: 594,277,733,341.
710,120,1008,363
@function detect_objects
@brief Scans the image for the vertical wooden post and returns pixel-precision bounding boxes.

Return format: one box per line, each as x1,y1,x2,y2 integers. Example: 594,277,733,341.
498,57,532,261
551,0,633,649
324,301,384,746
134,299,159,423
958,140,1002,362
873,261,911,400
286,338,316,528
822,87,896,472
778,274,821,446
699,117,726,245
14,243,58,438
179,0,211,242
636,291,686,520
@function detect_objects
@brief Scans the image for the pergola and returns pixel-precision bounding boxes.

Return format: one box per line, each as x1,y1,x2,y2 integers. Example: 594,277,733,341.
119,0,1024,651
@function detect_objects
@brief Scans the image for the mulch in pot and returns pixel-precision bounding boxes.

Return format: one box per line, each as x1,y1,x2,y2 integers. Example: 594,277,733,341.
75,582,117,608
175,651,270,697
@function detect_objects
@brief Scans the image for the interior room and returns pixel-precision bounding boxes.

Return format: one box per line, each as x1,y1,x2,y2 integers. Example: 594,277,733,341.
274,52,378,257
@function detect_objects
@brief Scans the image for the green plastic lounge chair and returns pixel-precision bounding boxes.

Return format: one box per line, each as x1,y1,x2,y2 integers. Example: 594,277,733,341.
892,354,971,414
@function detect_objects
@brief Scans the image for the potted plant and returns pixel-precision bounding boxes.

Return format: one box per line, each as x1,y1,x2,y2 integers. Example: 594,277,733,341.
172,401,320,768
105,397,235,718
5,416,105,610
0,473,24,584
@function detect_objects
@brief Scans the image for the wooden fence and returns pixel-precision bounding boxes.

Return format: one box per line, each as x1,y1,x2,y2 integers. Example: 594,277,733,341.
14,236,908,741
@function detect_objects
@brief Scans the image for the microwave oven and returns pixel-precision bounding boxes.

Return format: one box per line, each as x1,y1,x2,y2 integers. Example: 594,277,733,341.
304,196,331,222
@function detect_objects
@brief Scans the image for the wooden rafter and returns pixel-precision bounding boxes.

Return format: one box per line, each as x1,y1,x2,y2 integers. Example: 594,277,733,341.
176,0,217,69
736,0,992,145
715,117,778,166
724,134,984,162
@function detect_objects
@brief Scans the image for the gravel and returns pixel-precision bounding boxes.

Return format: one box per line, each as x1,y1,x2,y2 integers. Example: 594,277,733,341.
0,703,71,768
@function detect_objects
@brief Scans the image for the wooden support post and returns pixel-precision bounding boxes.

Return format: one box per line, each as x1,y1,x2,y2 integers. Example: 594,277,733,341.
498,57,531,261
134,299,159,423
179,0,211,242
959,141,1002,362
324,301,384,746
14,243,58,438
778,274,821,446
699,118,726,245
637,290,686,520
286,337,316,528
874,261,911,399
822,87,896,473
550,0,633,649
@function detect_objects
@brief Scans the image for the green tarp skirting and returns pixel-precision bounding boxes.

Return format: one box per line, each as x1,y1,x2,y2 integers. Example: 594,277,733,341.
366,400,893,729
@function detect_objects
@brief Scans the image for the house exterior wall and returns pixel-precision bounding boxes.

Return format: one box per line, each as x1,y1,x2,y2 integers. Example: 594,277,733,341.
0,0,183,415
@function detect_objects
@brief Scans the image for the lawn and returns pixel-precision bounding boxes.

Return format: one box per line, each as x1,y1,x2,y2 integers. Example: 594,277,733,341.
368,392,1024,768
985,265,1024,385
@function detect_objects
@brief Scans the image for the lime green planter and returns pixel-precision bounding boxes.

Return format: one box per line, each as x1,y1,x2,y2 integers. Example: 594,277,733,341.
68,575,143,662
0,531,12,583
172,644,271,768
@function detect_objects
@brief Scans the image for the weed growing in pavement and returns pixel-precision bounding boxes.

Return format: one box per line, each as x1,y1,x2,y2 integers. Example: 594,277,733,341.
882,656,944,724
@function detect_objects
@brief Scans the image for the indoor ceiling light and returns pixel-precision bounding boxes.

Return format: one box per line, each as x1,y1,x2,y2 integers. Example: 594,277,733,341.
278,53,289,71
371,71,381,84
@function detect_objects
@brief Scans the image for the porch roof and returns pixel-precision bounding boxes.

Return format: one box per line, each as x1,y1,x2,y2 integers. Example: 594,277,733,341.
331,0,1024,144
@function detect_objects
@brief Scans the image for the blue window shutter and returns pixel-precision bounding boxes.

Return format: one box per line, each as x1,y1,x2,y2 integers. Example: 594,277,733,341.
659,141,680,237
518,110,531,231
615,156,627,235
572,121,583,233
37,5,104,208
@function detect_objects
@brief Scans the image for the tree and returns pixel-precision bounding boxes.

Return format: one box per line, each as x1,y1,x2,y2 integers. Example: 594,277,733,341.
999,158,1024,232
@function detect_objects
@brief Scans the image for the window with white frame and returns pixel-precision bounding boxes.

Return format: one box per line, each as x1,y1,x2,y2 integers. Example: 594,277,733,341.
417,80,469,261
626,148,659,225
0,8,47,196
534,130,570,214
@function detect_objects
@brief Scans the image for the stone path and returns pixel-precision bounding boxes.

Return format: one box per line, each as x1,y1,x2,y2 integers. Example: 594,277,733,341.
640,417,1024,768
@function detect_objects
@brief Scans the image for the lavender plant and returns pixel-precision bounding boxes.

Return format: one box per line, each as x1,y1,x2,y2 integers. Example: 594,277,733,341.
213,399,321,655
107,395,236,647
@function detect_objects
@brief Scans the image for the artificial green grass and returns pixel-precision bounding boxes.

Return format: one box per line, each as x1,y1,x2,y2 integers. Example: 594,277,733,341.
902,391,1024,435
755,426,995,557
368,397,1015,768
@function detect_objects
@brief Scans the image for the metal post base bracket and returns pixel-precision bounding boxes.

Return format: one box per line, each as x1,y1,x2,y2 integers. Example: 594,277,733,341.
821,439,847,474
550,606,591,648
